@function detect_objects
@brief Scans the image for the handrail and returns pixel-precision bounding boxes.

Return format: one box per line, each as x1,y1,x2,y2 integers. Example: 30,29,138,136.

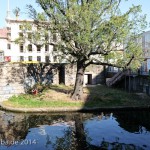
106,70,128,87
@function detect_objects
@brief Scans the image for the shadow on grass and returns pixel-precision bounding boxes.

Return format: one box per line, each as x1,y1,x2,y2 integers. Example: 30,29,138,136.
83,85,150,108
1,83,150,150
49,84,73,95
35,84,150,108
2,64,150,150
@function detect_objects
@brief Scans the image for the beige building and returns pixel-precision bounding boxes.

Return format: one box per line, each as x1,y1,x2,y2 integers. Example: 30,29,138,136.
0,28,7,62
141,31,150,74
1,18,54,63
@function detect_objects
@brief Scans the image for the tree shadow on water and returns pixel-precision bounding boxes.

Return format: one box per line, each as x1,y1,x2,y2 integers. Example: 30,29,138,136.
1,66,150,149
0,109,150,150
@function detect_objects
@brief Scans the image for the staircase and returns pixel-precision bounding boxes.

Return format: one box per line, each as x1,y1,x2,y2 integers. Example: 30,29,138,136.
106,70,129,87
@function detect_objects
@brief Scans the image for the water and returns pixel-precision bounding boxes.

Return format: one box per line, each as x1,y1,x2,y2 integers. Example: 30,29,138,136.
0,110,150,150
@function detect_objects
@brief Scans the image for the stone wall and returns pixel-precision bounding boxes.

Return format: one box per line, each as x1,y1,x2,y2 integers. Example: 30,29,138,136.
65,64,76,86
64,64,105,86
0,63,105,102
0,63,26,101
85,65,105,85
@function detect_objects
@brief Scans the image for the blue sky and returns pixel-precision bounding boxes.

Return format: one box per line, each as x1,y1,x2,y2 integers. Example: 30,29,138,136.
0,0,40,27
0,0,150,31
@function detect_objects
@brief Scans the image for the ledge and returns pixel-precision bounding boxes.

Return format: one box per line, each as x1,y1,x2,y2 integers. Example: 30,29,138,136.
0,103,82,113
0,103,150,113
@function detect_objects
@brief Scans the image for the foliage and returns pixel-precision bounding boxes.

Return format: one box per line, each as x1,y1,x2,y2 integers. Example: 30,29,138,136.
27,0,146,69
21,0,147,99
52,127,77,150
14,22,49,47
13,7,20,17
23,63,59,94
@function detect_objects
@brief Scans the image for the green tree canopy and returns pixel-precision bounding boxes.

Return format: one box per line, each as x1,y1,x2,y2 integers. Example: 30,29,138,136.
26,0,147,100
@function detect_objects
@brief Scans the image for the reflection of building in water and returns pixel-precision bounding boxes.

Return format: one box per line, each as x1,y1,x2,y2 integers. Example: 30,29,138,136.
0,111,149,149
115,110,150,132
84,112,111,121
0,111,97,148
0,111,29,145
0,111,76,146
100,141,143,150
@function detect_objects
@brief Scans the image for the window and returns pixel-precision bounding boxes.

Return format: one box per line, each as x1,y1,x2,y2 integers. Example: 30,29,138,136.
20,44,24,52
45,56,49,63
37,56,41,62
28,56,32,61
53,46,57,51
19,33,23,38
28,44,32,52
0,52,4,62
19,25,23,30
28,33,32,39
7,27,11,31
54,56,57,62
20,56,24,61
37,45,41,52
45,34,49,41
26,24,32,30
7,44,11,49
53,33,57,42
45,45,49,52
7,33,11,39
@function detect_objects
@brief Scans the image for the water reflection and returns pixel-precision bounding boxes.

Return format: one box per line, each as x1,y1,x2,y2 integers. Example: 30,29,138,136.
84,111,150,150
0,110,150,150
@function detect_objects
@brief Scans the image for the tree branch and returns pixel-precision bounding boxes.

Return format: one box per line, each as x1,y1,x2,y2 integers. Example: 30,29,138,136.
85,54,135,68
85,60,121,68
124,54,135,68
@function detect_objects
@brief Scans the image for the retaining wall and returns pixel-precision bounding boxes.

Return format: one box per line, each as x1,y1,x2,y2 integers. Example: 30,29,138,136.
0,63,105,102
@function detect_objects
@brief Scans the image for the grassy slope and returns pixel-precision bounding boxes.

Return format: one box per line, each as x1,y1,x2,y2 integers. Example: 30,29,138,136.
2,85,150,108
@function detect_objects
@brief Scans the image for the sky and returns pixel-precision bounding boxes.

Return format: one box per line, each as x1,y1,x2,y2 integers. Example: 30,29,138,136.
0,0,150,31
0,0,40,27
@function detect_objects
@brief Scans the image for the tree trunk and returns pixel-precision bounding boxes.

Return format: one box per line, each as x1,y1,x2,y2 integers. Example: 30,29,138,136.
71,62,85,100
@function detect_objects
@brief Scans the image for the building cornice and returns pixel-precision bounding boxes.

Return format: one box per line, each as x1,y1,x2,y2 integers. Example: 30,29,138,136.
6,18,34,24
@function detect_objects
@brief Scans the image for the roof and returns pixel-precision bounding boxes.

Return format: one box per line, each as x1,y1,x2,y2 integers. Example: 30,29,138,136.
0,28,7,39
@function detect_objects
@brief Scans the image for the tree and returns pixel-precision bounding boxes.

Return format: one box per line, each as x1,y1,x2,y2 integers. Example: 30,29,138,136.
26,0,146,100
13,7,20,19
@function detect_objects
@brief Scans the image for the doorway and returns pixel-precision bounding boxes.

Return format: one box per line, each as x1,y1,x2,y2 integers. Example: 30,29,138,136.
84,74,92,85
59,65,65,84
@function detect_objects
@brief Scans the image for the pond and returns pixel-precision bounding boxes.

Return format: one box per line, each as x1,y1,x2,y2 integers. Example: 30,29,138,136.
0,109,150,150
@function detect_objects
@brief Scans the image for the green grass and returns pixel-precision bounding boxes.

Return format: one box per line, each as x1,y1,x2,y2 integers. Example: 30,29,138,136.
2,84,150,109
4,95,83,108
84,85,150,107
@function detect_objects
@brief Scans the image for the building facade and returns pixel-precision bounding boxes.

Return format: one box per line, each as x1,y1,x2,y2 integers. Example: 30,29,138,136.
140,31,150,74
0,18,55,63
0,28,7,62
